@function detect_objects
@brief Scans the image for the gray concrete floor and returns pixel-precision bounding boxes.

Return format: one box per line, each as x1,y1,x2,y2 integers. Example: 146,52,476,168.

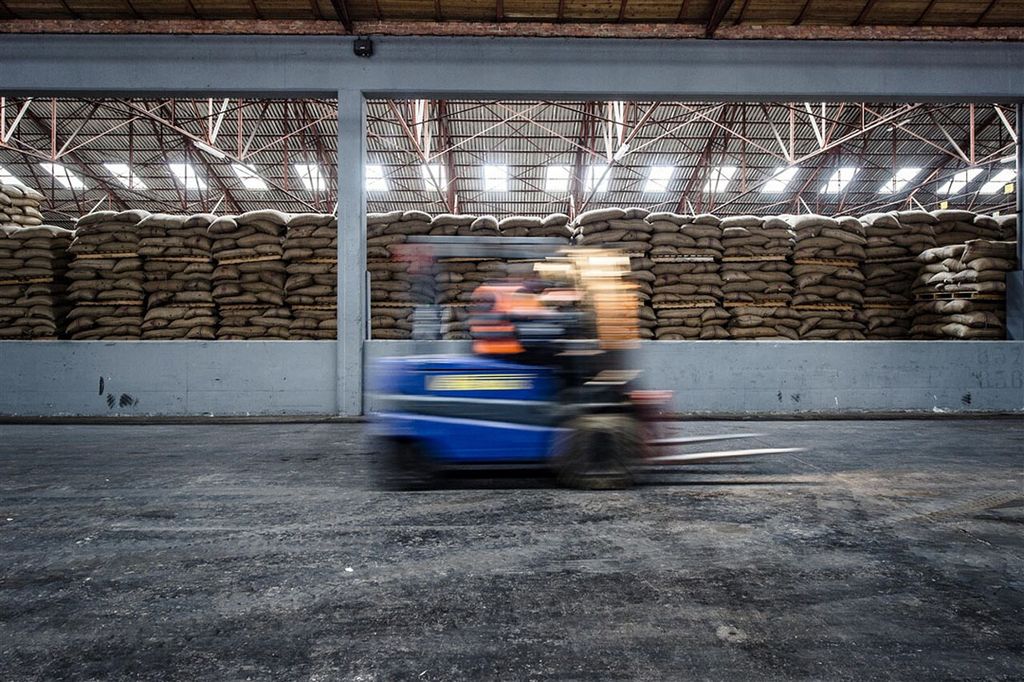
0,421,1022,681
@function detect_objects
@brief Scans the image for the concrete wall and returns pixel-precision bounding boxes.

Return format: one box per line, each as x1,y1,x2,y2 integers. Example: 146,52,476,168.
0,340,1020,417
0,341,337,416
366,340,1024,415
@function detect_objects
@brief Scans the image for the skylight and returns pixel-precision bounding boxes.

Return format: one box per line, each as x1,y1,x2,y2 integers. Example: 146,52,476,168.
104,163,147,190
229,164,267,191
168,163,207,192
979,168,1015,195
483,165,508,192
644,166,674,193
585,166,611,193
293,164,328,192
0,166,26,187
820,167,859,194
545,166,570,193
762,167,799,193
938,168,982,195
366,165,388,192
422,164,447,192
702,166,738,194
40,162,87,190
878,167,921,194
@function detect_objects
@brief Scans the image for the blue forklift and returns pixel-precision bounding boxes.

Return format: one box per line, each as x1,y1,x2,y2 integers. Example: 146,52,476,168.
370,237,798,489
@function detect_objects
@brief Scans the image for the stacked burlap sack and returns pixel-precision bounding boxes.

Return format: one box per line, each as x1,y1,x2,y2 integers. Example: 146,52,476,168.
366,210,430,339
498,213,573,242
994,214,1017,241
284,213,337,340
0,183,45,229
137,213,216,340
910,239,1017,340
0,224,72,339
721,215,797,339
210,210,289,339
929,209,1003,247
65,210,148,339
434,214,505,339
787,214,866,340
646,212,728,340
572,208,656,339
859,211,937,339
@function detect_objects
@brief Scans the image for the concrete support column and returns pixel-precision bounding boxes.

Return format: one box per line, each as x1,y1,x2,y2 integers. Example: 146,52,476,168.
1006,103,1024,340
336,91,367,415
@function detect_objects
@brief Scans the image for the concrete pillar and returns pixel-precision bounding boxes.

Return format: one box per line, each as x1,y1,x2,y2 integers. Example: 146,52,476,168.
336,91,367,415
1006,103,1024,341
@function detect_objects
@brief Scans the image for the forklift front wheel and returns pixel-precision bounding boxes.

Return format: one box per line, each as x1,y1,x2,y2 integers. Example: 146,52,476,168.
552,414,641,490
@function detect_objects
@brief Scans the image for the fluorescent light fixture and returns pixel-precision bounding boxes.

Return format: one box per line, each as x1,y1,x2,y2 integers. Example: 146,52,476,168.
194,141,227,160
0,166,26,187
103,163,147,190
613,143,630,162
168,163,207,192
820,167,858,194
293,164,328,192
762,167,799,193
878,167,921,194
999,155,1015,164
421,164,447,192
40,162,87,190
979,168,1015,195
702,166,738,194
644,166,674,193
937,168,982,195
545,166,571,193
231,164,268,191
483,165,508,192
365,165,388,192
586,166,611,193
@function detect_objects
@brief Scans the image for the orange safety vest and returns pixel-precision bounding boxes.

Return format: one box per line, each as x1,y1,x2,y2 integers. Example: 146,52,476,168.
470,284,546,355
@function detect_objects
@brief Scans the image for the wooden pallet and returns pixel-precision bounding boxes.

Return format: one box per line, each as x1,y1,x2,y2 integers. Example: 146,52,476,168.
792,304,856,312
216,255,283,265
146,256,212,263
722,255,788,263
651,255,717,263
653,301,716,310
722,299,791,308
792,258,861,267
73,252,136,260
863,256,916,264
0,276,53,286
915,291,1005,301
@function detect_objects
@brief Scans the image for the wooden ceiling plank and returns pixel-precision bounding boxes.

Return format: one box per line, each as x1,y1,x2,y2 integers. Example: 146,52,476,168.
794,0,814,25
327,0,354,31
914,0,940,25
853,0,881,25
975,0,1001,26
675,0,691,23
247,0,264,21
706,0,737,37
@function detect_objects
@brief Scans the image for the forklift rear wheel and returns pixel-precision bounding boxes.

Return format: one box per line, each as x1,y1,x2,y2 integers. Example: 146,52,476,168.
377,437,437,490
553,414,641,490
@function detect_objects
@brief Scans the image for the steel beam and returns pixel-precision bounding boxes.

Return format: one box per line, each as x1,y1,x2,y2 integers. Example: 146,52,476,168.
0,20,1022,41
1,36,1022,102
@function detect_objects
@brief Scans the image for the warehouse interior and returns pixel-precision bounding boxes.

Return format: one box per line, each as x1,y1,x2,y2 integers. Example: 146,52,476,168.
1,7,1023,680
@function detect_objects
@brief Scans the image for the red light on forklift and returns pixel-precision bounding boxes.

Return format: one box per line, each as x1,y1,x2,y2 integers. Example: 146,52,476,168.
629,390,673,405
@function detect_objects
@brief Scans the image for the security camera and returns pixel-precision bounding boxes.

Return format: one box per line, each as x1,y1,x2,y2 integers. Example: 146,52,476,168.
354,37,374,59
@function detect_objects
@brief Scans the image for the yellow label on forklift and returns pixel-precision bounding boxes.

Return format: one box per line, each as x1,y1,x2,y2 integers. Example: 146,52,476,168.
426,374,534,391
